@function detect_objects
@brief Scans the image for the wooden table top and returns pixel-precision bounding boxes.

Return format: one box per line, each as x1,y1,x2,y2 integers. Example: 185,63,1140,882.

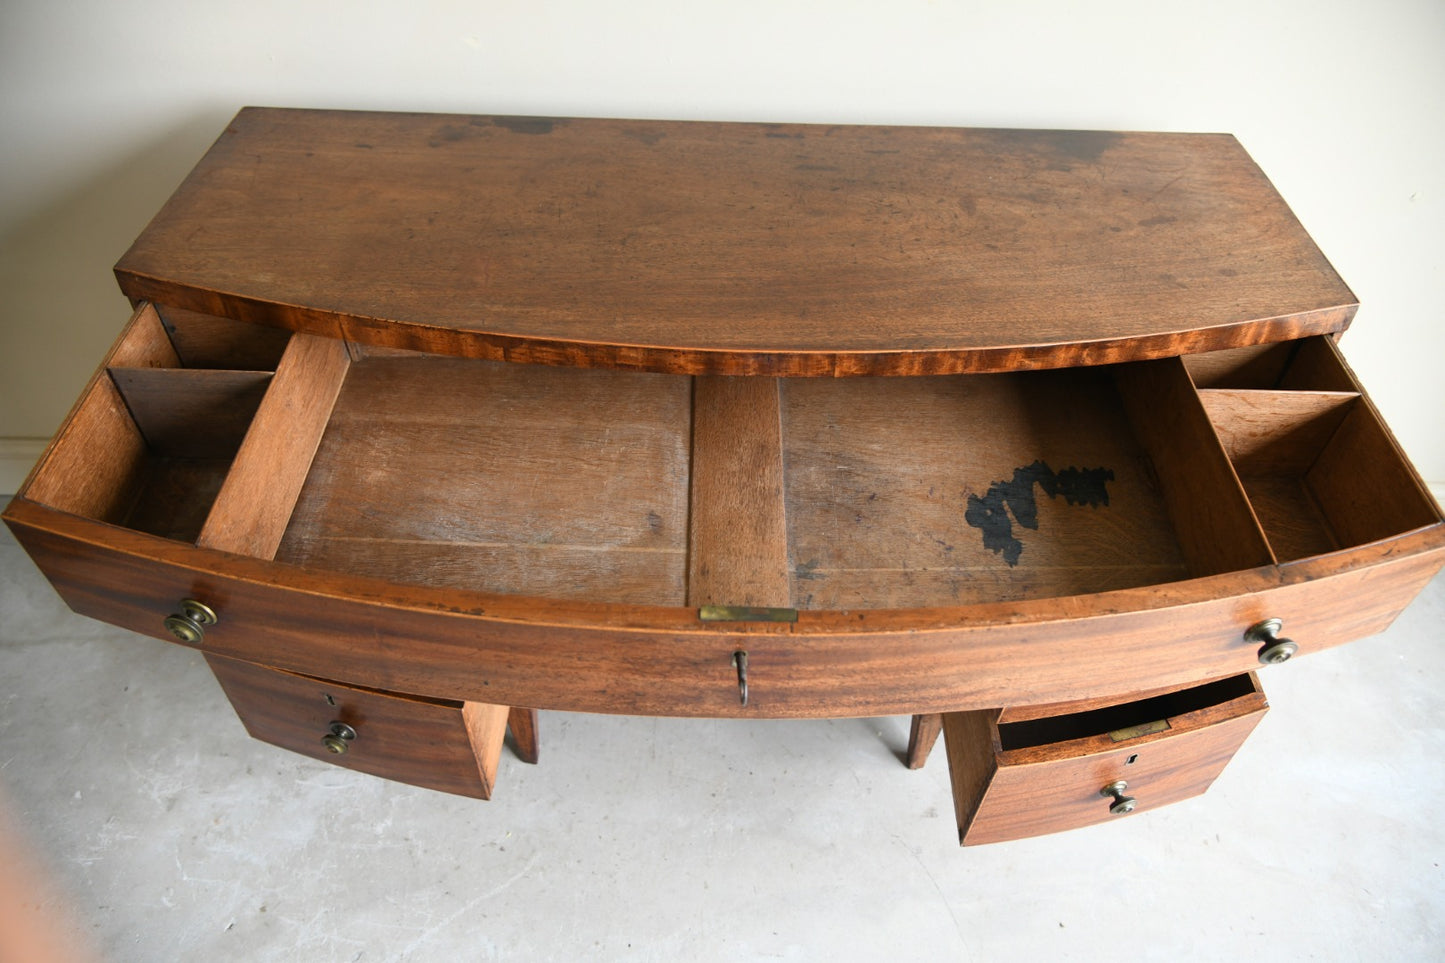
115,107,1356,375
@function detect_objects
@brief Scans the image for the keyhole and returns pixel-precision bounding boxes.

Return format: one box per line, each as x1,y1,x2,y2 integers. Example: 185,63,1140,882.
1126,753,1138,765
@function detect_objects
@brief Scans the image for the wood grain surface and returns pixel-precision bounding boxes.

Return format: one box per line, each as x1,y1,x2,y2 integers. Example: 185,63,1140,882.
114,108,1357,375
205,653,507,799
155,305,292,370
946,677,1268,845
687,377,790,608
197,333,350,560
941,710,999,833
23,303,173,518
505,707,539,765
782,369,1191,608
1198,388,1357,475
108,368,272,459
8,498,1442,718
275,356,691,604
1113,357,1276,575
907,713,943,769
10,302,1443,718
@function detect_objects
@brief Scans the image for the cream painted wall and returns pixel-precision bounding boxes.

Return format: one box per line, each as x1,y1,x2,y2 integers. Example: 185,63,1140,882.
2,0,1442,490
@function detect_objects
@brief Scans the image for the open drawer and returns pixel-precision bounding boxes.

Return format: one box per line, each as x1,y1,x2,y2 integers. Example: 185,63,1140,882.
942,675,1269,845
5,304,1444,720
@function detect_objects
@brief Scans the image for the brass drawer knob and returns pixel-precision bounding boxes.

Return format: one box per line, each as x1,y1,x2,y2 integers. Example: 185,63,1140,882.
321,721,357,755
1245,618,1297,665
1100,780,1137,815
162,598,218,643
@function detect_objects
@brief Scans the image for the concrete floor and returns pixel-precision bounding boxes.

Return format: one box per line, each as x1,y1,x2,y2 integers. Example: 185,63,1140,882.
0,521,1441,962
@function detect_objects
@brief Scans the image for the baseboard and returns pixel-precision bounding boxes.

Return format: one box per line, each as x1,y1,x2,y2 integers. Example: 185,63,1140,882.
0,438,48,496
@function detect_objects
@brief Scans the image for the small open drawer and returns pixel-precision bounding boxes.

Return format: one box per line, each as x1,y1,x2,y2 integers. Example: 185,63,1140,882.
205,653,516,799
942,675,1269,846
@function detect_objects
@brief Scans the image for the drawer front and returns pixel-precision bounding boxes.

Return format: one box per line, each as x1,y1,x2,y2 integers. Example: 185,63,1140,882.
945,677,1269,846
6,499,1443,718
5,309,1444,718
205,654,508,799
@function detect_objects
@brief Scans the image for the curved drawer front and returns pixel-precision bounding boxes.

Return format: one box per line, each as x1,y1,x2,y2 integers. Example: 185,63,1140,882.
944,675,1270,846
5,304,1443,719
7,500,1442,718
205,652,509,799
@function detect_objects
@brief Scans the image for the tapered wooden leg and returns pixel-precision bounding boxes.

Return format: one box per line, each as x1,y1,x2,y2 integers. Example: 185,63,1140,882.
507,706,540,764
906,713,943,769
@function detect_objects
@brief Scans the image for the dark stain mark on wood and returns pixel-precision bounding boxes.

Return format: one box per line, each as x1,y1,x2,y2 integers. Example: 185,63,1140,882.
493,117,556,135
992,129,1122,171
434,125,469,144
622,129,665,146
795,559,824,580
964,460,1114,566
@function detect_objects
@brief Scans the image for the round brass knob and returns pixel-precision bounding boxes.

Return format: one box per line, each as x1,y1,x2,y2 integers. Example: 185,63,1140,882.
321,721,357,755
1244,618,1297,665
1100,780,1136,815
163,599,218,644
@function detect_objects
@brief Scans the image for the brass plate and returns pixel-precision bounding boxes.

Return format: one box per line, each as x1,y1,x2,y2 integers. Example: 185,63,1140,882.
698,605,798,623
1108,719,1170,742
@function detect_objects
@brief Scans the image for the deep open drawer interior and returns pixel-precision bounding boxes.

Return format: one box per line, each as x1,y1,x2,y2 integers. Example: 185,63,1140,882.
994,674,1262,756
22,304,1443,612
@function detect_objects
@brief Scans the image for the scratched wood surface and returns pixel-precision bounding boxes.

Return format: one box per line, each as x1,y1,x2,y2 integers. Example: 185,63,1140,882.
782,369,1190,608
275,356,692,605
114,108,1357,375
